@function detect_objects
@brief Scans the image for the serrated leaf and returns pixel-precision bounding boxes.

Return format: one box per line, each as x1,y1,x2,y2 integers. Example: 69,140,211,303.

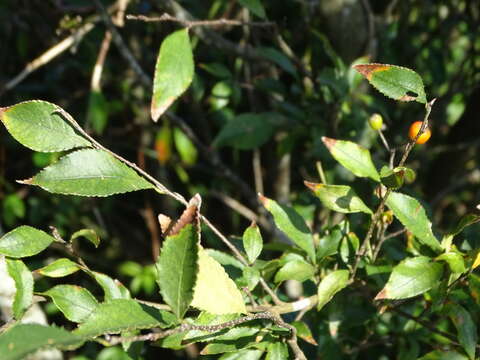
317,270,349,311
446,304,477,360
90,271,131,301
74,299,175,338
6,259,33,319
70,228,100,248
353,63,426,103
386,192,442,252
42,285,99,323
375,256,444,300
213,113,277,150
238,0,266,18
0,100,91,152
21,149,154,197
0,324,83,360
243,222,263,264
151,28,194,121
322,137,380,181
191,247,246,314
274,259,315,283
156,224,198,320
266,342,288,360
36,258,81,278
0,225,55,258
259,195,316,263
305,182,373,214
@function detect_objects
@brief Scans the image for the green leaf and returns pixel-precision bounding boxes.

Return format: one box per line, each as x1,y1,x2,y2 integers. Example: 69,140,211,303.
317,270,349,311
87,90,109,135
151,28,194,121
418,350,468,360
375,256,444,300
206,249,245,270
200,335,258,355
305,182,373,214
191,247,247,314
353,63,427,103
0,225,55,258
448,214,480,238
173,127,198,166
2,194,25,226
243,223,263,264
70,228,100,248
42,285,99,323
274,259,315,283
436,252,466,274
213,113,277,150
6,259,33,320
445,304,477,360
90,271,131,301
156,224,198,319
0,100,91,152
74,299,175,338
0,324,83,360
380,166,416,189
242,267,260,291
386,192,442,253
259,195,316,263
219,349,264,360
238,0,266,18
322,137,380,181
258,47,296,76
266,342,289,360
291,321,317,345
21,149,154,197
36,258,81,278
317,222,348,260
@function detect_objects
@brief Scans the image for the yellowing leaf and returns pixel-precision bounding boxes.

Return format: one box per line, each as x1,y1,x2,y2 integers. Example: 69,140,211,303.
472,251,480,271
191,247,246,314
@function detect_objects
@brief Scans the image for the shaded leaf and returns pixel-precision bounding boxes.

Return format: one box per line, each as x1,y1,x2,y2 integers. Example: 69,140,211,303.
305,182,373,214
291,321,317,345
151,29,194,121
156,224,198,319
449,214,480,238
243,222,263,264
259,195,316,263
418,350,468,360
375,256,444,300
87,90,108,135
322,137,380,181
36,258,81,278
258,47,296,75
317,222,348,260
266,342,289,360
173,127,198,166
74,299,175,338
317,270,349,311
445,304,477,360
0,100,90,152
70,228,100,248
0,225,55,258
380,166,415,190
274,259,315,283
386,192,442,252
353,63,426,103
42,285,99,323
21,149,154,197
91,271,131,301
6,259,33,319
0,324,83,360
238,0,266,18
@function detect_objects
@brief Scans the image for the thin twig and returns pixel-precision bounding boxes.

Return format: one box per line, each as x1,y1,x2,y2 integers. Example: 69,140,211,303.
90,30,112,91
126,13,275,28
372,228,407,261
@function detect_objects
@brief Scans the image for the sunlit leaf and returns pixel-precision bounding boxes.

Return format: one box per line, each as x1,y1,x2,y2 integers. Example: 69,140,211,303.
317,270,349,311
445,304,477,360
243,222,263,264
6,259,33,320
36,258,81,278
70,228,100,248
0,226,55,258
274,259,315,283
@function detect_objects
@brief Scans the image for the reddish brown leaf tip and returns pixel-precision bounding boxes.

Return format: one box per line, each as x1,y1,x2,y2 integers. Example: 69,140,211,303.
321,136,336,150
16,178,33,185
258,193,268,205
353,63,390,81
158,214,173,234
249,221,257,228
188,193,202,208
304,181,320,191
374,288,388,300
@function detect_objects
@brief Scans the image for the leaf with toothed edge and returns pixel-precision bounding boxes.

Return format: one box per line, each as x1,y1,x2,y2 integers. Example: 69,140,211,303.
19,149,154,197
151,28,194,121
0,101,91,152
353,63,426,103
0,225,55,258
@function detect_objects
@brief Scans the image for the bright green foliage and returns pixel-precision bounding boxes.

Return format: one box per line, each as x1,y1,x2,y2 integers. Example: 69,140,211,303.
380,166,415,189
0,324,83,360
42,285,99,323
6,258,33,319
0,100,90,152
375,256,444,299
259,195,316,263
354,63,427,103
291,321,317,345
418,351,469,360
90,271,131,301
156,224,199,319
436,252,466,274
173,127,198,166
238,0,266,18
386,192,442,252
317,223,347,260
305,182,373,214
266,342,289,360
23,149,154,196
322,137,380,181
274,258,315,283
70,229,100,248
151,28,194,121
0,225,55,258
317,270,349,311
243,222,263,264
74,299,175,338
445,304,477,360
36,258,81,278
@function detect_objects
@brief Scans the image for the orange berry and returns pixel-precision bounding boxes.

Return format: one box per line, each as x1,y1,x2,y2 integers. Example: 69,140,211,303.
408,121,431,144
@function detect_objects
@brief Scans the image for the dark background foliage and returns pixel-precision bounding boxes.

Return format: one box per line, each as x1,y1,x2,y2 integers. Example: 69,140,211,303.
0,0,479,358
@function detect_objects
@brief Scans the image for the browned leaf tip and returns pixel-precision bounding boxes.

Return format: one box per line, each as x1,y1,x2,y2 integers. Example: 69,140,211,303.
304,181,320,191
321,136,336,150
301,335,318,346
158,214,173,235
16,178,33,185
257,193,269,206
353,63,391,81
249,220,257,228
165,194,201,237
151,97,175,122
398,94,417,102
374,288,387,300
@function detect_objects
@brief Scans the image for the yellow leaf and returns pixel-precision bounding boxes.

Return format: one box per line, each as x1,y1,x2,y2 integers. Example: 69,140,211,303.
472,251,480,270
191,247,246,314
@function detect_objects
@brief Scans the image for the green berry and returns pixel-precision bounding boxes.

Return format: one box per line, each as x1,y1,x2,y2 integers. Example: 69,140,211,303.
369,113,383,130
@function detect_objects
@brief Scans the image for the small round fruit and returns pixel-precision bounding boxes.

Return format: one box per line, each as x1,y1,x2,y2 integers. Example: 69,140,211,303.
408,121,431,144
369,113,383,130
